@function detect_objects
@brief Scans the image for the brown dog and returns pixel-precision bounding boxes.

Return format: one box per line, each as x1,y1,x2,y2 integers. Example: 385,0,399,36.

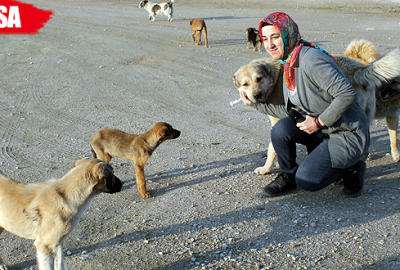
0,158,122,270
190,18,208,47
90,122,181,198
246,27,262,52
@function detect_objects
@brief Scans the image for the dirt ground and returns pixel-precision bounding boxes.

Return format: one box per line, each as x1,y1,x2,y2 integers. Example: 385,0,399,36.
0,0,400,269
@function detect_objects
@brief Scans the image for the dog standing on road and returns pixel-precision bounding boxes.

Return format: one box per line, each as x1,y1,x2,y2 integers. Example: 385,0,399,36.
90,122,181,198
138,0,174,22
345,39,400,162
190,18,208,48
246,27,262,52
0,158,123,270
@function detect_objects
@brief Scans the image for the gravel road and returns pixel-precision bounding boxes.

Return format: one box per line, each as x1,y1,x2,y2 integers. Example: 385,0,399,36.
0,0,399,269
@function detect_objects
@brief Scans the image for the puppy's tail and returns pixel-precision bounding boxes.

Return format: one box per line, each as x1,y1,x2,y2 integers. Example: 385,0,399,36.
354,48,400,89
344,39,378,65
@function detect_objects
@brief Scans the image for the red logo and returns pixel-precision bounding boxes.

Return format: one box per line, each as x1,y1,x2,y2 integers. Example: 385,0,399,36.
0,0,53,34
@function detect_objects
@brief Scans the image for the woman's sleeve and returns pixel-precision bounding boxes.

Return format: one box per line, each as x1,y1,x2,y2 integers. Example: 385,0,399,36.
250,102,289,119
303,51,356,127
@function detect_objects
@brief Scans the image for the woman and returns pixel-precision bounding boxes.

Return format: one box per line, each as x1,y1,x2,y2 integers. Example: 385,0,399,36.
240,12,370,197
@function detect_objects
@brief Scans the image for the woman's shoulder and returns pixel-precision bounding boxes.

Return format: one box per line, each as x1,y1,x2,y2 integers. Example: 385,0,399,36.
299,46,334,68
300,46,329,60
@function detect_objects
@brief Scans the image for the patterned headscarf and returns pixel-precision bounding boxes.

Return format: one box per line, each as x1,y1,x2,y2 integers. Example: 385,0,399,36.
259,12,336,90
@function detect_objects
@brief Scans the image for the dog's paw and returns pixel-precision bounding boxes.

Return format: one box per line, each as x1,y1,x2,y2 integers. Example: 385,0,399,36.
140,190,151,198
254,166,271,175
391,151,400,162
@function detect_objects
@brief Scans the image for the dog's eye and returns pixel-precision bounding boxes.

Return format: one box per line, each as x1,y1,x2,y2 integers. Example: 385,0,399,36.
256,77,263,83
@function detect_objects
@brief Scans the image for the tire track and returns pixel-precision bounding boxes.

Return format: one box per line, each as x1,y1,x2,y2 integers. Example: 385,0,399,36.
0,91,33,167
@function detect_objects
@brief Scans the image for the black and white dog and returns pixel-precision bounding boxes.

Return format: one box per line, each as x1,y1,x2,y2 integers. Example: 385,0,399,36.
138,0,174,22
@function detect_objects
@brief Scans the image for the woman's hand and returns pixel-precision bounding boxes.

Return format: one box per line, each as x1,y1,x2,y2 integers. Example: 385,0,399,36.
296,115,322,134
239,91,252,106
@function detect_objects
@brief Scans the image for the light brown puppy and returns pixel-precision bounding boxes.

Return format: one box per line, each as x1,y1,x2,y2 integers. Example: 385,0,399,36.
246,27,262,52
90,122,181,198
0,158,123,270
190,18,208,48
233,42,400,175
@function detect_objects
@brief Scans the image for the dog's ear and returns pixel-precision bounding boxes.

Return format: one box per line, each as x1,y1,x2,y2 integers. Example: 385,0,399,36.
190,19,193,25
73,157,90,168
233,75,240,88
157,126,169,138
92,162,111,185
93,162,122,193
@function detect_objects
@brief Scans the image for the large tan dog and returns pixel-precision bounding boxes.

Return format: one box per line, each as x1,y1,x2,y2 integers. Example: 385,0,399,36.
233,57,284,174
345,39,400,162
190,18,208,48
90,122,180,198
233,41,400,175
0,158,123,270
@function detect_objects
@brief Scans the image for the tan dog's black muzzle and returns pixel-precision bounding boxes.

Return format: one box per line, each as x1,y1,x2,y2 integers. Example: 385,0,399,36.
107,175,123,194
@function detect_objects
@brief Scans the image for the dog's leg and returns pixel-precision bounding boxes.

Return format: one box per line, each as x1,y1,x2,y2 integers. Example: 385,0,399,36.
254,116,279,175
0,228,8,270
54,244,65,270
247,40,251,49
386,115,400,162
92,149,112,163
258,41,262,51
196,30,202,45
203,26,208,48
254,141,277,175
253,40,257,51
191,30,196,42
133,159,150,198
36,249,54,270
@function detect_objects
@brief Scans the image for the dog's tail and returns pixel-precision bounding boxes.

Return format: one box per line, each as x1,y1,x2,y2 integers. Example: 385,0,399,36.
354,48,400,89
344,39,379,65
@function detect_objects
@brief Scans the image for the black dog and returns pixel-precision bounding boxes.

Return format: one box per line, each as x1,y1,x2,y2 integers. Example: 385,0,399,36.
246,27,262,52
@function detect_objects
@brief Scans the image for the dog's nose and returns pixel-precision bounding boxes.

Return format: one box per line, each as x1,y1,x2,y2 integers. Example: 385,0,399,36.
254,92,262,101
108,176,123,193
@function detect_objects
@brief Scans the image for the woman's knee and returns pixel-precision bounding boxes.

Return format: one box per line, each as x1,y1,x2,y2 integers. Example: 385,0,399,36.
271,117,296,141
295,171,324,191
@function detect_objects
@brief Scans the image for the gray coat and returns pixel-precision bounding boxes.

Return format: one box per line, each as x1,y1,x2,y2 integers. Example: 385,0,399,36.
251,46,370,169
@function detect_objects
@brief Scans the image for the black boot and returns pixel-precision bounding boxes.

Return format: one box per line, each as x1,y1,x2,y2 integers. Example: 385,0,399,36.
341,160,366,197
263,172,296,197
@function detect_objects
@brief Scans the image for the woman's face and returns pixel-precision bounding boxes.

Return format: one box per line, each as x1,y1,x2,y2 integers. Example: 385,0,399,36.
261,25,284,60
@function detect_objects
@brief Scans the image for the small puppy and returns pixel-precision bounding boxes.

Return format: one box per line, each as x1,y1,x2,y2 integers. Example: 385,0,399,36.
138,0,174,22
190,18,208,48
246,27,262,52
90,122,181,198
0,158,123,270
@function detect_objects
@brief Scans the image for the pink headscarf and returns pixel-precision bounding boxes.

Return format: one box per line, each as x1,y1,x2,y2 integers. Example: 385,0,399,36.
259,12,337,90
